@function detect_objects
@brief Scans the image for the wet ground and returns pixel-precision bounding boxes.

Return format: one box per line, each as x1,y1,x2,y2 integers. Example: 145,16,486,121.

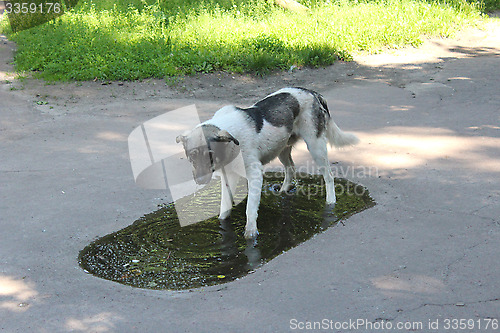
79,174,374,290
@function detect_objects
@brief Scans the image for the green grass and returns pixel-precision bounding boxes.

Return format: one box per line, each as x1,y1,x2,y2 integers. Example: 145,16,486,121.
0,0,486,81
482,0,500,11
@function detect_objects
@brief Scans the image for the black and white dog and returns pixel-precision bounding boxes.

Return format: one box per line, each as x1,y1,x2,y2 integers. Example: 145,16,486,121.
176,87,359,239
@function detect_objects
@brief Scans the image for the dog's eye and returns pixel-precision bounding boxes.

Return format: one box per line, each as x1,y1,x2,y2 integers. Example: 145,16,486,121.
187,148,213,161
188,148,199,160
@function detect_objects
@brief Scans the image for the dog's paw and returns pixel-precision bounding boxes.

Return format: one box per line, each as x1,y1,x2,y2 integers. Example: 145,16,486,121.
219,210,231,220
279,184,291,192
326,195,337,205
244,227,259,239
273,183,295,194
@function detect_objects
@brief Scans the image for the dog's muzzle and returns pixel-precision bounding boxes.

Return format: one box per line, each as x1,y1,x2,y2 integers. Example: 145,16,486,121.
193,170,213,185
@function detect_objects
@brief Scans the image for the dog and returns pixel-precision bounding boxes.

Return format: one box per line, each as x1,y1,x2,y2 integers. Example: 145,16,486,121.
176,87,359,239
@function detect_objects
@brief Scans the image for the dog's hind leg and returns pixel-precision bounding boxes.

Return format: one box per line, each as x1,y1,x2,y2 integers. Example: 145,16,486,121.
304,137,336,204
278,146,295,193
219,169,239,220
244,162,263,239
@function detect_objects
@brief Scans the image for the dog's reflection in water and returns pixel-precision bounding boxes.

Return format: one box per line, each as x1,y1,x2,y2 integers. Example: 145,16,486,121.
219,218,262,271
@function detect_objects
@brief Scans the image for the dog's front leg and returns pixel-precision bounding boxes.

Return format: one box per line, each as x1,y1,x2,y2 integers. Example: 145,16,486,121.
219,170,239,220
244,162,263,239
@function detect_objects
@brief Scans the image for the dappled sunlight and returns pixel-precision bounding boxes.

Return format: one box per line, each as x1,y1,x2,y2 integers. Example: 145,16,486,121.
336,127,500,173
469,125,500,130
448,76,472,80
96,131,127,142
389,105,414,112
145,121,193,132
371,274,447,297
372,154,417,168
65,312,122,333
281,126,500,176
77,146,99,154
0,275,38,312
0,32,15,81
355,21,500,70
0,69,15,81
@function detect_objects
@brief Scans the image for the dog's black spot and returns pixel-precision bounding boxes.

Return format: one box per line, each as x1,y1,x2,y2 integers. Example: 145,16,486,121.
201,124,221,140
240,93,300,133
287,133,299,146
294,87,331,137
314,107,327,138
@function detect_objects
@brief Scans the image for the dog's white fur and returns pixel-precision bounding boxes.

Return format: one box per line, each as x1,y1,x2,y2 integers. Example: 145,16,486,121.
179,88,359,239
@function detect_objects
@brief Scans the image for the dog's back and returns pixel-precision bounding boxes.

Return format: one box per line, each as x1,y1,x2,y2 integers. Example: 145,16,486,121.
205,87,350,165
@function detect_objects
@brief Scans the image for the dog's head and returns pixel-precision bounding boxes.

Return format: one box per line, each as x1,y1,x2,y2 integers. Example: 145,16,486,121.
176,124,239,185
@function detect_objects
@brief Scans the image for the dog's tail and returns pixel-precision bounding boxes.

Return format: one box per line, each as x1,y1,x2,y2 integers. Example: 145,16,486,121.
310,90,359,148
326,118,360,148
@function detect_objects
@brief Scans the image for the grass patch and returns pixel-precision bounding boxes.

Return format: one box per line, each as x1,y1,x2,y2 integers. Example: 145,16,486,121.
0,0,485,81
482,0,500,11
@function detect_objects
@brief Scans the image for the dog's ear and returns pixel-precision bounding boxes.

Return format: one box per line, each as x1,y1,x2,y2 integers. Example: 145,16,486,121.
213,130,239,145
176,135,185,144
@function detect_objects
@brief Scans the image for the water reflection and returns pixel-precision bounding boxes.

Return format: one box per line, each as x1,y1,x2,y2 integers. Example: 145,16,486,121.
79,173,374,290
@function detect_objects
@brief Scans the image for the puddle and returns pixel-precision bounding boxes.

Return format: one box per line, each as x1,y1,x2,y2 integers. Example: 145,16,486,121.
79,173,375,290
